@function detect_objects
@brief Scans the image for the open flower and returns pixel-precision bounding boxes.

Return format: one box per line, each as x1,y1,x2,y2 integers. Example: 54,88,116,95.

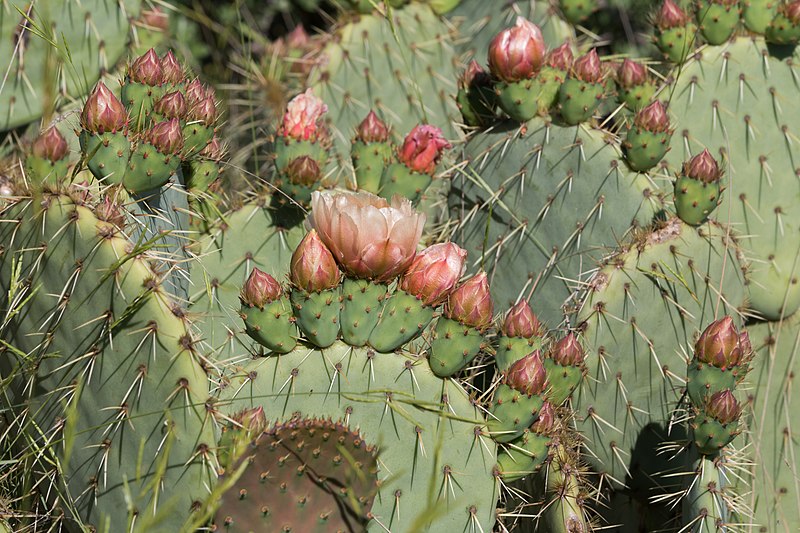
281,89,328,142
399,242,467,306
308,190,426,282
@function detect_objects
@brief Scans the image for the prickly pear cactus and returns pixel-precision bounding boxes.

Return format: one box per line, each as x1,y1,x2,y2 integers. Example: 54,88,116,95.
0,0,142,131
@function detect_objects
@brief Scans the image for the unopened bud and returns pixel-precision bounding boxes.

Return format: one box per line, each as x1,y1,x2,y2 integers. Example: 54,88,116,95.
161,51,184,85
285,156,321,186
705,389,741,424
153,91,187,119
446,271,493,329
684,149,722,183
488,17,546,82
617,59,648,88
502,301,543,338
356,111,390,143
657,0,690,29
290,229,341,293
147,118,184,154
129,48,163,86
241,268,282,307
506,350,549,396
81,82,128,134
32,126,68,162
397,124,451,175
634,100,670,133
572,49,602,83
695,316,742,369
399,242,467,306
546,42,574,71
550,333,584,367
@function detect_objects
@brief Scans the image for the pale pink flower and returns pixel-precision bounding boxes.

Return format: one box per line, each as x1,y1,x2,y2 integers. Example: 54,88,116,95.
281,89,328,142
308,190,426,282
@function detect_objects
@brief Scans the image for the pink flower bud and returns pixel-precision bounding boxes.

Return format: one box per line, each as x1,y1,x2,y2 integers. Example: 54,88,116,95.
505,350,548,396
530,401,556,434
459,60,492,89
488,17,546,82
695,316,742,369
95,196,125,227
617,59,648,88
738,331,752,359
399,242,467,306
546,42,574,71
241,268,282,307
81,82,128,134
549,333,584,367
634,100,670,133
161,51,184,85
572,49,603,83
285,156,321,186
788,1,800,24
129,48,163,86
281,89,328,142
309,191,426,282
356,110,390,143
286,25,310,49
446,271,494,329
185,79,208,107
153,91,187,119
684,149,722,183
200,136,224,160
147,118,184,154
32,126,68,162
397,124,451,175
232,406,267,434
705,389,741,425
290,229,341,293
657,0,690,29
188,95,217,125
502,301,543,338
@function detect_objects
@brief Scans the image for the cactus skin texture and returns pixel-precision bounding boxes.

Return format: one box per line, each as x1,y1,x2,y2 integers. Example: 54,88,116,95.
0,0,142,131
663,38,800,320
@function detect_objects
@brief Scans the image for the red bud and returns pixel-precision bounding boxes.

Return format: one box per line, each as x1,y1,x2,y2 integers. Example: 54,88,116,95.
684,149,722,183
147,118,184,154
634,100,670,133
290,229,341,293
657,0,690,29
502,301,543,338
488,17,546,82
81,82,128,134
241,268,282,307
285,156,321,186
398,242,467,306
705,389,741,424
530,401,556,434
546,43,574,71
506,350,549,396
397,124,451,175
572,49,602,83
695,316,742,369
356,110,390,143
32,126,68,162
129,48,163,86
617,59,649,88
161,51,184,85
549,333,584,367
153,91,187,119
446,271,493,329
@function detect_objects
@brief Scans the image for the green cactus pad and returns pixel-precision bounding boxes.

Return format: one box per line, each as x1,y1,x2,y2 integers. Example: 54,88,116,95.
185,159,221,190
497,429,551,481
766,11,800,44
663,38,800,319
340,278,386,347
496,335,545,372
26,155,69,186
496,77,561,122
742,0,779,33
543,357,584,406
558,79,604,125
449,117,663,326
696,1,740,45
274,137,328,172
242,296,298,354
369,290,434,353
217,342,499,533
572,218,747,490
488,384,544,443
127,142,181,192
217,417,379,532
559,0,599,25
686,361,738,406
182,122,214,157
352,140,392,194
379,163,431,203
0,0,141,131
618,82,657,112
121,80,163,128
428,316,485,377
691,410,738,455
457,80,497,127
624,126,672,172
80,130,131,184
655,24,697,63
291,287,342,348
0,193,215,531
673,174,721,225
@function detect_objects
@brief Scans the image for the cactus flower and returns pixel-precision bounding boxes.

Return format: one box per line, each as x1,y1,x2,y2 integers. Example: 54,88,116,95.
502,300,543,338
505,350,548,396
147,118,184,154
153,91,187,119
281,89,328,142
657,0,690,29
550,333,584,366
398,242,467,306
572,49,603,83
397,124,451,175
445,271,494,329
531,401,556,434
695,316,742,368
488,17,546,82
705,389,741,424
685,149,722,183
241,268,282,308
290,229,341,293
32,126,68,162
617,59,648,88
308,190,426,282
546,43,574,71
635,101,670,133
285,156,321,186
356,110,390,143
81,82,128,134
161,51,184,84
129,48,163,86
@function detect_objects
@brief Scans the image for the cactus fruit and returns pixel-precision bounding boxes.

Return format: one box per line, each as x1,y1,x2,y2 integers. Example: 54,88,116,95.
351,111,392,193
696,0,741,45
26,127,70,184
655,0,698,63
765,0,800,44
615,59,656,112
558,49,605,125
623,100,673,172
